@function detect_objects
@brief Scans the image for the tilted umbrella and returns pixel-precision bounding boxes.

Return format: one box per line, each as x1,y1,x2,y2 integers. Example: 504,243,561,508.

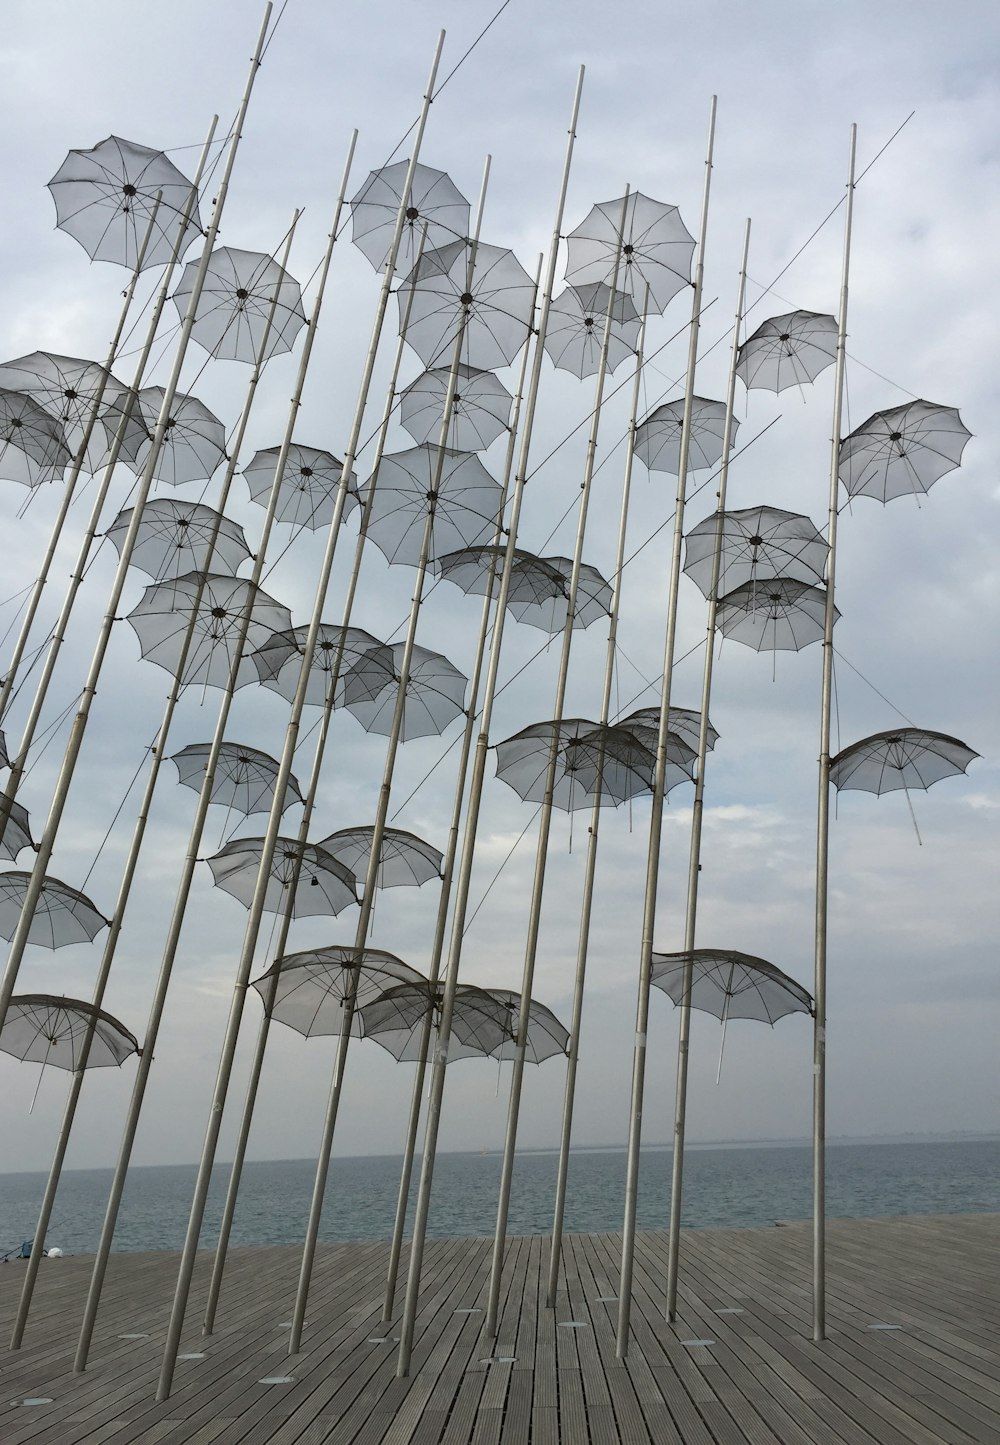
126,572,292,690
172,245,307,363
684,504,828,600
0,388,72,487
397,240,535,372
494,718,670,812
0,794,35,861
47,134,203,270
716,577,836,652
251,947,424,1038
251,623,392,708
341,642,467,740
564,192,695,316
171,741,303,817
616,704,719,756
830,729,979,796
358,981,515,1063
350,159,470,274
635,396,733,474
0,352,128,460
101,385,228,485
736,310,838,393
483,988,570,1064
434,546,612,633
543,283,641,379
1,995,139,1069
360,445,502,568
651,949,813,1024
319,826,444,889
0,873,109,948
105,498,251,581
838,399,973,504
242,443,359,531
399,365,513,452
577,721,697,797
205,837,358,918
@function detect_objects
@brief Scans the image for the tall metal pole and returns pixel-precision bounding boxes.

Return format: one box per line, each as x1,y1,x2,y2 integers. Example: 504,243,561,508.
545,299,648,1311
664,218,750,1323
616,95,717,1361
813,124,857,1345
8,212,304,1354
483,195,630,1342
155,34,446,1402
396,67,585,1379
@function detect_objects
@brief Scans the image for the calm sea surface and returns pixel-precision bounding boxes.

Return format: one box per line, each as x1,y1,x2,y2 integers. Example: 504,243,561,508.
1,1139,997,1257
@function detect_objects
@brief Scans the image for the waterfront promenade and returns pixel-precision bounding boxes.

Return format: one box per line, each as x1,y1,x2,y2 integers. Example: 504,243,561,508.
1,1213,997,1443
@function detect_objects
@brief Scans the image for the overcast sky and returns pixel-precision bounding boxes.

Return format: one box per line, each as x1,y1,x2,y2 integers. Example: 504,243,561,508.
1,0,997,1216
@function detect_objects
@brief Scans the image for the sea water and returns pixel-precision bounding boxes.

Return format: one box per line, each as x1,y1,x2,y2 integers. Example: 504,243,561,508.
1,1138,996,1258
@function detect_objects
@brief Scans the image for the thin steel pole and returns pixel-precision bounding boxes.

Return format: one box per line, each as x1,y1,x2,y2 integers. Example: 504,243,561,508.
664,217,750,1323
545,300,649,1311
8,212,303,1354
616,95,717,1360
483,191,630,1342
396,67,585,1379
813,124,857,1345
380,255,541,1327
155,34,446,1402
286,157,492,1357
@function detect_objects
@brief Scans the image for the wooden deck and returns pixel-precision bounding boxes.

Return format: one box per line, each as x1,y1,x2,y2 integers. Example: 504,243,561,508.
1,1213,997,1444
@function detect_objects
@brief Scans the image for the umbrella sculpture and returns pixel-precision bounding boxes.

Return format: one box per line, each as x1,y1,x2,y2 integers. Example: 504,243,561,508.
684,504,828,600
105,498,251,581
616,704,718,756
0,351,128,460
635,396,733,473
735,310,839,393
0,795,35,861
1,995,139,1070
483,988,570,1064
205,837,358,918
396,240,536,373
0,388,72,487
494,718,669,812
564,191,695,316
171,741,303,818
399,365,513,452
0,874,109,948
101,386,228,485
350,159,471,274
242,443,359,531
543,283,641,379
360,445,503,568
358,981,516,1062
46,134,203,271
830,728,980,795
435,546,612,634
251,623,393,709
251,947,425,1037
341,642,468,741
716,577,837,652
172,245,307,364
838,399,973,504
319,826,444,890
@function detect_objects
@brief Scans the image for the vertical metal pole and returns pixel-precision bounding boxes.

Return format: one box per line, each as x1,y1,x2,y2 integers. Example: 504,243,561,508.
155,34,446,1402
813,124,857,1345
664,217,750,1322
396,66,584,1379
616,95,717,1360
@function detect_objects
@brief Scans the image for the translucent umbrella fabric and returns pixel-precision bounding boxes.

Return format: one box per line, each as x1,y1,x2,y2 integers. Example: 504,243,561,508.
205,838,358,917
397,240,535,372
615,705,718,756
171,741,303,816
0,388,72,487
684,505,827,600
494,718,664,811
46,134,202,271
433,546,612,633
650,950,813,1024
360,445,502,567
543,283,641,379
0,794,35,861
242,443,359,531
126,572,292,691
0,874,109,948
735,310,838,393
564,192,695,316
0,352,127,461
319,827,443,889
251,623,390,708
350,160,470,274
484,988,570,1063
838,400,973,503
358,981,515,1062
399,365,512,452
251,947,424,1038
172,245,307,363
341,642,467,740
1,995,139,1068
716,578,836,652
829,729,979,795
101,386,228,485
635,397,732,474
105,498,251,581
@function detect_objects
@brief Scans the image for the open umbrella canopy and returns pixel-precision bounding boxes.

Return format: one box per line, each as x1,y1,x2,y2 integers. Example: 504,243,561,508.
1,995,139,1069
171,741,302,817
250,622,391,709
126,572,292,691
615,705,719,756
0,351,128,462
650,949,813,1024
0,387,72,487
482,988,570,1063
543,283,641,379
0,873,109,948
0,794,35,861
172,245,307,364
358,981,515,1063
46,134,203,271
494,718,667,811
242,443,359,532
101,385,228,485
564,192,695,316
350,159,471,274
360,444,502,568
829,729,979,795
251,947,425,1038
635,396,733,474
716,577,836,652
684,504,828,600
319,826,443,889
838,399,973,504
397,240,536,372
735,310,838,393
585,721,697,795
341,642,468,740
105,498,251,581
205,837,358,918
433,546,611,633
399,365,513,453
